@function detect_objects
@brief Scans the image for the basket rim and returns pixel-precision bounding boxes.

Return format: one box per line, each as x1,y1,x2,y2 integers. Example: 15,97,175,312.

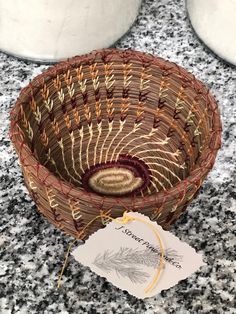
9,48,222,208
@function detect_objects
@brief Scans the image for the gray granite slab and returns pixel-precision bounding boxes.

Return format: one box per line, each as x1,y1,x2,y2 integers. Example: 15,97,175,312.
0,0,235,313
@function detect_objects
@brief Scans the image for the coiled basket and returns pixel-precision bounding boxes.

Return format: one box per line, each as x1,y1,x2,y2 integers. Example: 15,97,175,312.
10,49,221,239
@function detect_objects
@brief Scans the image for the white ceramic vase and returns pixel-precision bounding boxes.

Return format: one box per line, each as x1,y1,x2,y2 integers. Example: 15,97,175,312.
0,0,141,62
187,0,236,65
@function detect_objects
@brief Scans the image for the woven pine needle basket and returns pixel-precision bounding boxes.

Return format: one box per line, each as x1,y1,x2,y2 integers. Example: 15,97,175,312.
10,49,221,239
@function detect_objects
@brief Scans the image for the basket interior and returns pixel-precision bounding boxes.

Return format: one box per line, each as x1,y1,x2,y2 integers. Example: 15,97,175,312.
16,52,213,197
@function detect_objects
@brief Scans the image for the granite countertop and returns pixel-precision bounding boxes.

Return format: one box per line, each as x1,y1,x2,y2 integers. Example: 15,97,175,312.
0,0,235,313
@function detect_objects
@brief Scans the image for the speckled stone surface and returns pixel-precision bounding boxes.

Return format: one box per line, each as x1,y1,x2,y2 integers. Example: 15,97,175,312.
0,0,235,313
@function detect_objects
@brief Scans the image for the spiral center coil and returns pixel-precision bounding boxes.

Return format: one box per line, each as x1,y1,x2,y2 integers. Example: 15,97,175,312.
82,155,151,196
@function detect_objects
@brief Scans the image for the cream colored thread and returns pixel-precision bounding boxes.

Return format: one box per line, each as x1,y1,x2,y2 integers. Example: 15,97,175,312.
21,106,33,140
70,131,82,180
149,179,160,192
150,174,167,190
123,63,132,88
186,110,195,124
80,124,120,138
114,127,158,157
41,82,68,181
69,199,82,221
46,188,59,208
101,62,115,164
128,139,169,154
30,97,40,123
139,155,185,169
93,121,102,166
99,121,113,164
140,66,151,91
158,75,170,98
89,63,103,167
90,63,100,90
77,65,89,172
147,186,153,194
194,126,201,136
86,124,94,169
170,205,178,213
147,162,182,182
175,86,185,110
76,66,87,94
53,75,64,103
138,67,150,122
132,148,180,160
186,101,202,140
58,89,65,103
111,122,142,162
24,168,37,191
150,169,173,187
58,138,81,184
64,70,75,98
106,120,126,163
79,126,85,173
41,84,54,113
33,106,42,124
26,122,33,141
110,64,145,161
28,176,37,191
104,62,115,89
49,158,64,180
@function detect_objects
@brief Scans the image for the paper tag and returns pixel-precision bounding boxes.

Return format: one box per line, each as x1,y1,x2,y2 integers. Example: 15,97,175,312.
72,212,205,299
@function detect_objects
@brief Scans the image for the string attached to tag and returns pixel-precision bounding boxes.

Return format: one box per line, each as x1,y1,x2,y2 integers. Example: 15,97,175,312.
57,211,165,294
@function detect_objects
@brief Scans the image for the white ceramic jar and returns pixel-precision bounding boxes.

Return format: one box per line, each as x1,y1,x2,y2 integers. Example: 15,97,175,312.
0,0,141,62
187,0,236,65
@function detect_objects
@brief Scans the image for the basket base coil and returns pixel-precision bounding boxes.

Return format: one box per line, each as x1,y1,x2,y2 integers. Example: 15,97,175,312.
82,155,151,196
